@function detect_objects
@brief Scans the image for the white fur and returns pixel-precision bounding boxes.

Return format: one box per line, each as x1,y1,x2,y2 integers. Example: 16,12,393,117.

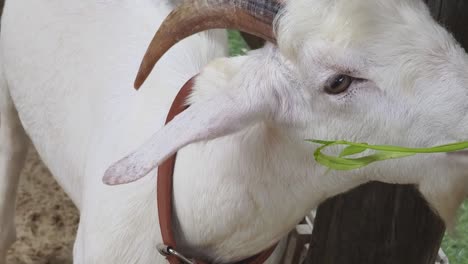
1,0,468,263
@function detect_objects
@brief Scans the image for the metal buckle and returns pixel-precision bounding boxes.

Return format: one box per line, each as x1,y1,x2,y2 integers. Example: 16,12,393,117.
157,244,196,264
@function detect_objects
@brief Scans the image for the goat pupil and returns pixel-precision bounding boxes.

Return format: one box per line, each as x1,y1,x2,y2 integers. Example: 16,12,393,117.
334,76,345,86
326,75,352,94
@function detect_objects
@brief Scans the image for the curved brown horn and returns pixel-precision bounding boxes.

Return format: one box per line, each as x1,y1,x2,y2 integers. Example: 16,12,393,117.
134,0,283,89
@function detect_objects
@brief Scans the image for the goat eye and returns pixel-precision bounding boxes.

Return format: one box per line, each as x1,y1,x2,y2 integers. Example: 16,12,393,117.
325,75,353,94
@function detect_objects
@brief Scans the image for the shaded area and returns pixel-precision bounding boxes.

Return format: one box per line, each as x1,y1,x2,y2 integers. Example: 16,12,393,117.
425,0,468,50
304,182,445,264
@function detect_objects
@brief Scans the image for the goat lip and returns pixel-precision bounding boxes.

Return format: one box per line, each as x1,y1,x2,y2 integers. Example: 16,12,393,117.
447,150,468,156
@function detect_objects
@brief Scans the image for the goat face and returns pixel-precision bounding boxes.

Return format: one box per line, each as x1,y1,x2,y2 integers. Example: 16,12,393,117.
276,0,468,225
105,0,468,226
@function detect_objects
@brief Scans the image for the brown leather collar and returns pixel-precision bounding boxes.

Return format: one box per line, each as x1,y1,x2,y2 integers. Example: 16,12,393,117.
157,76,277,264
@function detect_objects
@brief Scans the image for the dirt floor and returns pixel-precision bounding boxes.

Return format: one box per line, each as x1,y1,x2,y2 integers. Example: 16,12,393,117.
6,146,78,264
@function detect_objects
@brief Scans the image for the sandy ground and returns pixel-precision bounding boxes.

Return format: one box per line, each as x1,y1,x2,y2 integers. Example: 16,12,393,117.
6,146,78,264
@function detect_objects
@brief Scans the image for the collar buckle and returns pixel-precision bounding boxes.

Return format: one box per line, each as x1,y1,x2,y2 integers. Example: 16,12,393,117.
157,244,196,264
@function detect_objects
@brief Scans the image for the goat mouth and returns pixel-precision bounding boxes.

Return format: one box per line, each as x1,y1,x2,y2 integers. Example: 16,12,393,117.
447,150,468,156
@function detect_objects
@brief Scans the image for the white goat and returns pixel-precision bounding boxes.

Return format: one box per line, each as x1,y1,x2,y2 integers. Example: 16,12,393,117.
1,0,468,263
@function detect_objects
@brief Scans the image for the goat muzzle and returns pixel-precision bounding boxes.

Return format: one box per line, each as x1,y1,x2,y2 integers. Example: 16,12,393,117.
134,0,283,89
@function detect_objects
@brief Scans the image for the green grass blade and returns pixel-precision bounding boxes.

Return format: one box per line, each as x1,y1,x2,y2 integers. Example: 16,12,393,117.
339,145,368,157
309,139,468,171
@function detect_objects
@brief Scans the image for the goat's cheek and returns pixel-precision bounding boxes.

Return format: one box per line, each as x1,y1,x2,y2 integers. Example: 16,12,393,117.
341,82,385,109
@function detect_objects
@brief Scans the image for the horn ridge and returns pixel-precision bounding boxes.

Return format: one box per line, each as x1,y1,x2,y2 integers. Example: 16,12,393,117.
134,0,283,89
235,0,281,22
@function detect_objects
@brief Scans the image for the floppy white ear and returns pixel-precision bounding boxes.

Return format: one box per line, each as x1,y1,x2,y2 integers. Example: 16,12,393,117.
104,45,294,185
103,90,270,185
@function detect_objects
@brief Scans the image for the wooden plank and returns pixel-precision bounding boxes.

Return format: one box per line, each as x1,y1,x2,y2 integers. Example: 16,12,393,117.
303,183,445,264
0,0,4,18
425,0,468,49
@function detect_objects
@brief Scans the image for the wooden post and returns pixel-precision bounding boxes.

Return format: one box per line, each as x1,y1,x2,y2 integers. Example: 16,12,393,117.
303,2,468,264
240,32,265,50
424,0,468,49
304,183,445,264
0,0,4,17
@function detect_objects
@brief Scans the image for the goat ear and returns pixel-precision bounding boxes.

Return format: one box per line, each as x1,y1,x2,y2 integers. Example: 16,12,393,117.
103,88,269,185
